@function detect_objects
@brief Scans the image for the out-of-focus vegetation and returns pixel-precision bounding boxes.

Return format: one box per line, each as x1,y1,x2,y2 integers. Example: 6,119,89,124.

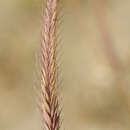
1,0,130,130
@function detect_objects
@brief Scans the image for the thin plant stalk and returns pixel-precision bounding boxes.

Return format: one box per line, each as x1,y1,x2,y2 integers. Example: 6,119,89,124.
94,0,122,71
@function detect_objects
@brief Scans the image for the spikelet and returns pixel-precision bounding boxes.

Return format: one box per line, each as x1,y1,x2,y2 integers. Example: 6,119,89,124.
38,0,61,130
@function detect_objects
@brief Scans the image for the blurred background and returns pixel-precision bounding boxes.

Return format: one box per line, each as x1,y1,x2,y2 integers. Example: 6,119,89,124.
1,0,130,130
